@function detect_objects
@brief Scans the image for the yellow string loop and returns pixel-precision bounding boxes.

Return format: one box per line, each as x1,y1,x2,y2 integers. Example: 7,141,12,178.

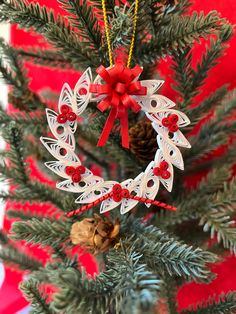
127,0,139,68
102,0,139,68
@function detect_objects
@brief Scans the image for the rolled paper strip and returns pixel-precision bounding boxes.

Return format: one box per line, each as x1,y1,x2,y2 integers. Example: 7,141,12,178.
72,173,81,183
160,160,169,170
67,112,77,121
161,170,171,180
153,167,162,176
169,114,179,124
76,165,86,174
162,117,170,127
61,104,70,114
57,114,67,124
169,124,179,133
65,166,76,176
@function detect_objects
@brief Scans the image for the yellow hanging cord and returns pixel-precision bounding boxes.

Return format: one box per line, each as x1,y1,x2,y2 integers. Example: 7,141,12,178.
101,0,139,68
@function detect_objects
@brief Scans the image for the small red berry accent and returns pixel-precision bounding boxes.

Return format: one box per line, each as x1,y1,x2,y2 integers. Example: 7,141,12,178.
153,160,171,180
72,173,81,183
162,117,170,127
57,114,67,124
61,104,70,114
160,160,169,170
153,167,161,176
169,114,179,124
111,184,130,202
57,105,77,124
169,124,179,133
65,164,86,183
161,114,179,133
65,166,76,176
67,112,77,122
113,193,123,202
161,170,171,180
76,165,86,174
112,184,122,194
121,189,130,198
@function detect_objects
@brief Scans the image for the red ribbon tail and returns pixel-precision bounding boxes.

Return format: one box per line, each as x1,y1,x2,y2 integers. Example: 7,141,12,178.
120,110,129,148
97,107,117,147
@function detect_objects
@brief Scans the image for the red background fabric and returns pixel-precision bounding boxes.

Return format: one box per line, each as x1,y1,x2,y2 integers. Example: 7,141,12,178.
0,0,235,313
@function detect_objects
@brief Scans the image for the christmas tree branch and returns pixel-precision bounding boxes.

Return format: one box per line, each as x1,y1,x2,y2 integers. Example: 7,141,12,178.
136,11,225,65
0,39,45,111
58,0,102,52
173,23,233,109
20,279,55,314
199,179,236,254
16,48,75,70
0,231,42,271
181,292,236,314
124,219,217,282
10,218,71,248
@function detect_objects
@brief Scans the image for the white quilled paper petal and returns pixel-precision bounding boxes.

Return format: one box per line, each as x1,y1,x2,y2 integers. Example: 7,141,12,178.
157,135,184,170
46,109,76,148
57,175,103,193
137,95,176,112
76,181,118,204
73,68,92,115
58,83,73,113
140,80,164,95
40,137,80,163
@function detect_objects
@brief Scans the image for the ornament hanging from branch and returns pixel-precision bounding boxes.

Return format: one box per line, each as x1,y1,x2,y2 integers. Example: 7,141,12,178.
40,0,191,216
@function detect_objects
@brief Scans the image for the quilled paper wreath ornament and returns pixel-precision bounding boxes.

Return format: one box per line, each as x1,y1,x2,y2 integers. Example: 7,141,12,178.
40,65,191,216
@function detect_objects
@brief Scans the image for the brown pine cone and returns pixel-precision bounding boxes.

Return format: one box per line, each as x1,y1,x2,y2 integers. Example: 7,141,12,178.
70,214,120,254
129,120,158,162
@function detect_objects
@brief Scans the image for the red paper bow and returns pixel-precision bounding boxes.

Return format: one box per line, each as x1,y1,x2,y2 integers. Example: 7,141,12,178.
89,62,147,148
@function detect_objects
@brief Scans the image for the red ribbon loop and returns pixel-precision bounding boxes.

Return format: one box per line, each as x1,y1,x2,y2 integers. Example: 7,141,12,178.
90,62,147,148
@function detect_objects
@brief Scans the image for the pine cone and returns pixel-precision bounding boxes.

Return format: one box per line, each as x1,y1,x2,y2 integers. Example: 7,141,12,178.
129,120,158,162
70,214,120,254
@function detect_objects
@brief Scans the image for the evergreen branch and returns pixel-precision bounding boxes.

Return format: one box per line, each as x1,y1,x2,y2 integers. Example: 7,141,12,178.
136,11,224,65
109,5,134,53
0,106,46,135
0,230,42,271
50,245,160,314
58,0,102,51
20,279,54,314
173,23,233,108
0,39,45,111
124,219,217,282
181,291,236,314
157,164,232,227
16,48,74,70
108,245,161,314
186,85,228,128
0,0,66,32
0,245,42,271
10,218,71,248
0,123,76,211
0,230,8,245
185,95,236,165
2,123,29,184
0,37,27,88
0,1,97,68
7,209,53,221
44,24,99,69
199,180,236,253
